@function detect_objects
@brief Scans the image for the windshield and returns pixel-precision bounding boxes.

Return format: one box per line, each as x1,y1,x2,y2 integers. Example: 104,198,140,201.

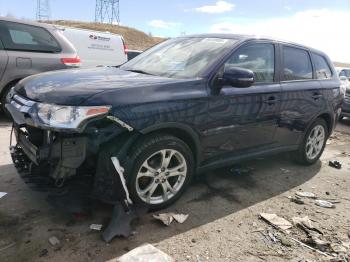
121,37,238,79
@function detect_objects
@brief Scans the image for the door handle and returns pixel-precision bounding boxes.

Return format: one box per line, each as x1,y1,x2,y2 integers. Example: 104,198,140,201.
311,92,323,100
263,96,278,105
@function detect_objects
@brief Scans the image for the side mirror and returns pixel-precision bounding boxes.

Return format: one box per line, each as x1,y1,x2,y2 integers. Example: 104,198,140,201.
222,67,255,88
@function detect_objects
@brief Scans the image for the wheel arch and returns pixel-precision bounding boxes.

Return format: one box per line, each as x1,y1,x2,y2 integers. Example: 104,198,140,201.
0,78,21,100
317,112,333,136
139,123,202,165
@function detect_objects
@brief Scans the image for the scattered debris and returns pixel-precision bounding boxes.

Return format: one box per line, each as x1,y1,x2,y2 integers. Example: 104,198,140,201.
296,191,316,199
39,249,48,257
153,213,189,226
90,224,103,231
315,200,335,208
292,216,315,230
107,243,174,262
153,213,173,226
172,213,189,224
278,234,293,247
259,213,292,231
0,192,7,199
102,202,148,242
267,230,278,242
48,236,60,246
290,237,331,258
289,196,305,205
329,160,342,169
280,168,291,174
330,243,347,253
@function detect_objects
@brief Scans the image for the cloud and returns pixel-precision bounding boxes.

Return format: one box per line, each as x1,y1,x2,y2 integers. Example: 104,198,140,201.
210,9,350,62
148,19,182,29
195,1,235,14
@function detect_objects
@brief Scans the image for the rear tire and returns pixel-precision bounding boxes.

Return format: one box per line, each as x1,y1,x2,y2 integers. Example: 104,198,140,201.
125,134,194,210
294,118,328,165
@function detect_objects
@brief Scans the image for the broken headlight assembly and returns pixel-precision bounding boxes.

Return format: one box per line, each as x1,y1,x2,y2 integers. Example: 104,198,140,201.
37,103,111,129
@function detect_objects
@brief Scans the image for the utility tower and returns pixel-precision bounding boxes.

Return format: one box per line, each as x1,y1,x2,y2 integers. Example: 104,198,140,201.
36,0,51,20
95,0,120,25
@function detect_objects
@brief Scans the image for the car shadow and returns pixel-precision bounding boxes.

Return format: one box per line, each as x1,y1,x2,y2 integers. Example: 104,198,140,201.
90,154,321,261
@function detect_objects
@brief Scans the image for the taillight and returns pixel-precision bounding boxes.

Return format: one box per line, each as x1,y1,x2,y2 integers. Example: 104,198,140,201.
122,38,128,55
61,56,81,67
123,44,128,55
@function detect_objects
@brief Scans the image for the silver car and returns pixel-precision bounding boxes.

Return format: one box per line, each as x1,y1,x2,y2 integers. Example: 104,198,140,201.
0,17,80,114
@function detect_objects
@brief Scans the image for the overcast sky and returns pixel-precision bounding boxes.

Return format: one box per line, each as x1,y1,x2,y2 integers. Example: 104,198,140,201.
0,0,349,62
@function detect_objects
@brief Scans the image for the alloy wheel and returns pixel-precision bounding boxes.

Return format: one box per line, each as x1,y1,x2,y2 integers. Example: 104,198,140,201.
305,124,325,160
135,149,187,205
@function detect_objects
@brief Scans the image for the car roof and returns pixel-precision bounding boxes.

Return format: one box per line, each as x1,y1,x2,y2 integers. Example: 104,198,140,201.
182,33,328,57
0,16,56,30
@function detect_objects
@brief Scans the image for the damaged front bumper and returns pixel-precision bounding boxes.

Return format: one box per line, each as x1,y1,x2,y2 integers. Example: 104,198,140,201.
7,91,135,203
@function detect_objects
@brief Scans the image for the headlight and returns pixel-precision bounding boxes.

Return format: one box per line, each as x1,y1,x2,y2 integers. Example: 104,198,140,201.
37,104,110,129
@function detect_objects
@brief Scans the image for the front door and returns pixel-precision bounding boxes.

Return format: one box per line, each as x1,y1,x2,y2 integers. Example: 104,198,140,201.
203,42,281,159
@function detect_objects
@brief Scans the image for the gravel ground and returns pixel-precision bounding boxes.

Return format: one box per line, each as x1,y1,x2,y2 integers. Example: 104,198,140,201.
0,116,350,262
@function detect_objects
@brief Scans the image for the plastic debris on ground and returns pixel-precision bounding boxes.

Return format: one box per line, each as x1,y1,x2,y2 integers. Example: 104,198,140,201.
107,243,174,262
288,196,305,205
259,213,292,231
48,236,60,246
0,192,7,199
329,160,342,169
315,199,335,208
295,191,316,199
90,224,103,231
292,216,323,234
280,168,291,174
153,213,189,226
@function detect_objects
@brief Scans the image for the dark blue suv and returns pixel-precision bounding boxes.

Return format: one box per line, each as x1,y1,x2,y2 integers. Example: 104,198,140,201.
6,34,344,209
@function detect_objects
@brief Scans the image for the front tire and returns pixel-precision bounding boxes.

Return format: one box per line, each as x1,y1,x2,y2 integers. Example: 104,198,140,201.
126,134,194,210
294,118,328,165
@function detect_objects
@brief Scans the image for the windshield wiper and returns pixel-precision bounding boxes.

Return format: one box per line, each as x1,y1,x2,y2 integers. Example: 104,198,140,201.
125,69,154,75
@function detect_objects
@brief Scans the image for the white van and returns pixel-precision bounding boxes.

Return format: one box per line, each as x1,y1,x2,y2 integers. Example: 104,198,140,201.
58,26,128,68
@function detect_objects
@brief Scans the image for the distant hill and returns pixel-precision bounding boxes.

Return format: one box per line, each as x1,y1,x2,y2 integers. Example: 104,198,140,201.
44,20,165,51
334,62,350,68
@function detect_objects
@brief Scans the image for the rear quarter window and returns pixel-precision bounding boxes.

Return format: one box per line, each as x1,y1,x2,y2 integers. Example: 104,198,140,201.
312,53,332,79
0,21,61,53
282,46,313,81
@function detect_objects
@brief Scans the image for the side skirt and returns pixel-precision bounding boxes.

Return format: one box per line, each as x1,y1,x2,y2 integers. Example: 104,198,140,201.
196,145,299,174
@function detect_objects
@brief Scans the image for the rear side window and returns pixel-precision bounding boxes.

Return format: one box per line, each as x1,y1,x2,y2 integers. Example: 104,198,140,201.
340,69,350,78
0,21,61,53
312,53,332,79
225,43,275,83
283,46,312,81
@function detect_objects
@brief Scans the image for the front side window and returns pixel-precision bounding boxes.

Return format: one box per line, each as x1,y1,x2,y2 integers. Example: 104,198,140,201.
312,53,332,79
283,46,312,81
0,21,61,53
224,43,275,83
121,37,238,79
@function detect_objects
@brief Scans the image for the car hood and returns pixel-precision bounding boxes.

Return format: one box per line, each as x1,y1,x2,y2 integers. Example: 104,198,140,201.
15,67,196,105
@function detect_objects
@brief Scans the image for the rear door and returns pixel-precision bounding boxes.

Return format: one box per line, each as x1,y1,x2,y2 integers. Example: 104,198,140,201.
204,41,282,158
276,45,324,146
0,39,9,82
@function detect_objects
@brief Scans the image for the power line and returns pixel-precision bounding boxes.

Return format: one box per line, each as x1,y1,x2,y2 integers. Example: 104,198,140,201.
36,0,51,20
95,0,120,25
